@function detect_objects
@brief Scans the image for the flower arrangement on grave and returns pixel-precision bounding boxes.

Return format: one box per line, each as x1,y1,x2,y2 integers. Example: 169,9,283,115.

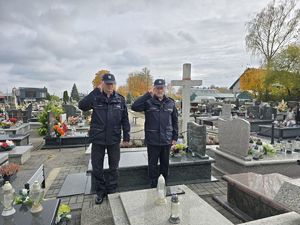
277,100,287,112
0,121,12,129
0,140,15,152
38,102,64,136
53,124,65,138
8,118,17,124
68,116,79,125
170,143,187,156
15,189,32,205
0,163,20,180
248,138,276,160
55,204,72,224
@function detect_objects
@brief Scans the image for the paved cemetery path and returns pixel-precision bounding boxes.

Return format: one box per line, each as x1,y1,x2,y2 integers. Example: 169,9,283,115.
10,127,244,225
128,109,145,140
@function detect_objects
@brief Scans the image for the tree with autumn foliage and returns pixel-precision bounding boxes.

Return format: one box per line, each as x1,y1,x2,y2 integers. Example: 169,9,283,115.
117,85,128,97
166,83,181,100
268,44,300,100
92,69,110,88
126,68,153,98
239,68,267,99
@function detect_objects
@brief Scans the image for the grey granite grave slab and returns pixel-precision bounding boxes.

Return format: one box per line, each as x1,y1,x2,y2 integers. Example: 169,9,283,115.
187,122,207,158
211,147,300,178
274,179,300,214
109,193,130,225
240,212,300,225
218,118,250,159
0,134,30,146
57,173,89,197
8,145,33,164
110,185,233,225
0,152,8,165
0,123,31,135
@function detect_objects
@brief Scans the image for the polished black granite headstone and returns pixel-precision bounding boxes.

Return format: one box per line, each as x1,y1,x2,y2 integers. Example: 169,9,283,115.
0,199,60,225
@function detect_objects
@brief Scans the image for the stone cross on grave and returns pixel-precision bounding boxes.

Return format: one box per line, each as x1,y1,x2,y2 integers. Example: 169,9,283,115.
171,63,202,140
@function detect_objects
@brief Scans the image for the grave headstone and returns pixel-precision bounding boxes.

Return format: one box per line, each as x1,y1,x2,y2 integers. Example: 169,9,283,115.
63,104,77,118
218,118,250,159
187,122,207,159
262,106,276,120
221,104,232,120
24,103,33,122
247,106,260,119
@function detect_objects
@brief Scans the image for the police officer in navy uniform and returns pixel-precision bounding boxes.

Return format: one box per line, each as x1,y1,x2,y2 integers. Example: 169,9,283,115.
78,73,130,204
131,79,178,187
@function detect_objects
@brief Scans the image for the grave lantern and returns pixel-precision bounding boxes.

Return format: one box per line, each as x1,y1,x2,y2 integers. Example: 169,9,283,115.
169,194,180,224
30,181,44,213
0,181,16,216
156,174,167,205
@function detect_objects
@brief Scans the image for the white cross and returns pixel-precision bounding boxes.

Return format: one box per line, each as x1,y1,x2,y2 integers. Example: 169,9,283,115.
171,63,202,140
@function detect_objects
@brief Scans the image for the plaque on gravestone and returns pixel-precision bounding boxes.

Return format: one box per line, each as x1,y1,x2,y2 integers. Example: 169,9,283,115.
187,122,208,159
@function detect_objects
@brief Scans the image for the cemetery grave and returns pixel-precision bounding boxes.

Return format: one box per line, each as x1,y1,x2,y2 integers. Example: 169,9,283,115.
210,117,300,177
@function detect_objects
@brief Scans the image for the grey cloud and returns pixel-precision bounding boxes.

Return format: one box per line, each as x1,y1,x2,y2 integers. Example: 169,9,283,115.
0,0,270,94
177,31,197,44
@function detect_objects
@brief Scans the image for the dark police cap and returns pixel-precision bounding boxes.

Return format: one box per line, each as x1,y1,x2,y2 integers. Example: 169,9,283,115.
154,79,166,87
102,73,116,84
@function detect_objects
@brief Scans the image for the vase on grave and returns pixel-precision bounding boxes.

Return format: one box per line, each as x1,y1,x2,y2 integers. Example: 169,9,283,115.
30,181,44,213
0,181,16,216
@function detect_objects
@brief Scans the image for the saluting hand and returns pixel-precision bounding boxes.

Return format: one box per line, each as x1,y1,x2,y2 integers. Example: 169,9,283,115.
148,87,154,97
97,81,103,92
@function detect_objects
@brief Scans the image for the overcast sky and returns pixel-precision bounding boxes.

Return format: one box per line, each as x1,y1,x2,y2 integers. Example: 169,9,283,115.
0,0,270,96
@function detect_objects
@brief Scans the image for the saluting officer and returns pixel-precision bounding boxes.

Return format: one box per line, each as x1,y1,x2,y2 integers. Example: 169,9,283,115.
131,79,178,187
78,73,130,204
